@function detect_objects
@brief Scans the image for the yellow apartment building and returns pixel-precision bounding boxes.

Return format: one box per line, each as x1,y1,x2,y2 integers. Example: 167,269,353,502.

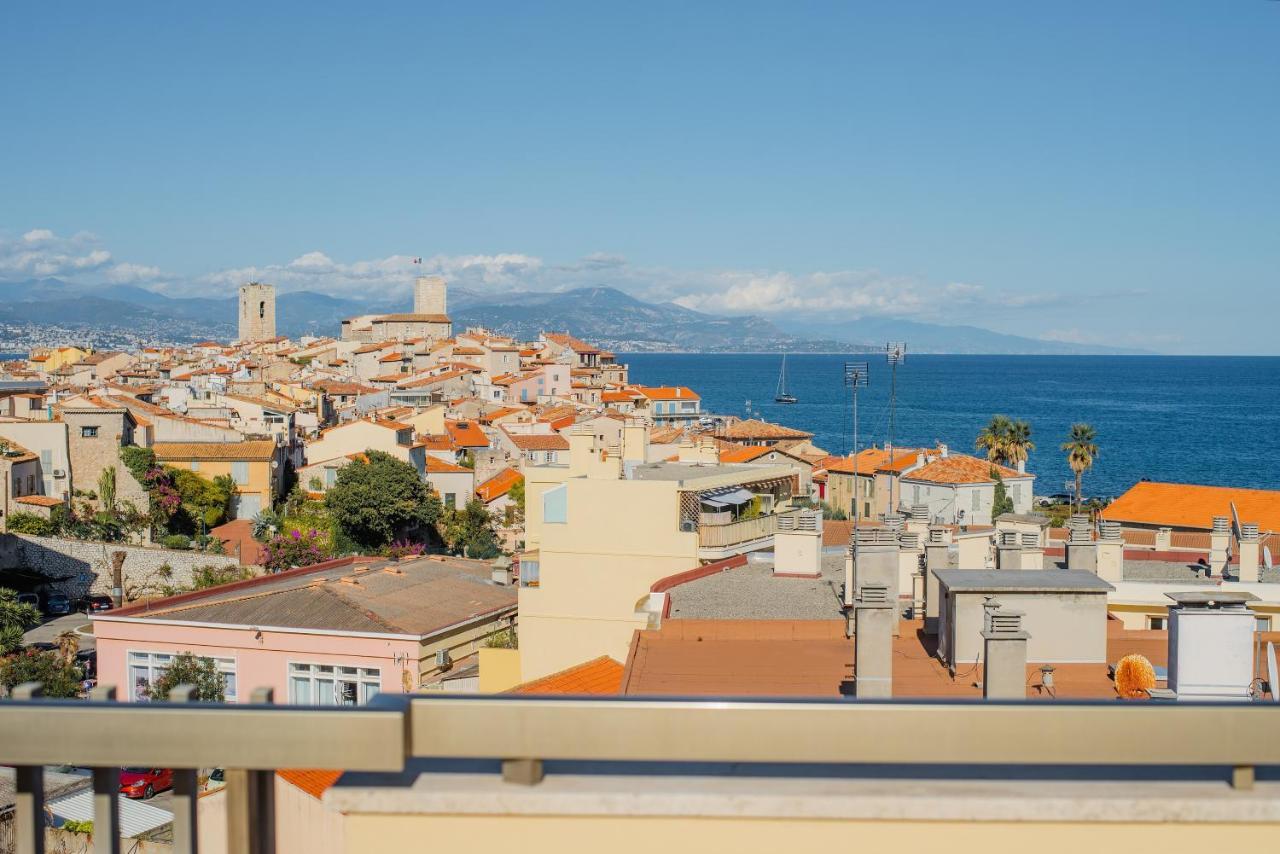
153,439,283,519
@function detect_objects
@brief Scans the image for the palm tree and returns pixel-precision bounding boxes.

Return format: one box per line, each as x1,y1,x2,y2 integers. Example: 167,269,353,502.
1005,420,1035,469
1061,423,1098,512
975,415,1013,464
56,629,80,666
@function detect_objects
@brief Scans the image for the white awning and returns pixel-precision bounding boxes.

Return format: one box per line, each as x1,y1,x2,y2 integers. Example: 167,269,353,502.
702,487,756,506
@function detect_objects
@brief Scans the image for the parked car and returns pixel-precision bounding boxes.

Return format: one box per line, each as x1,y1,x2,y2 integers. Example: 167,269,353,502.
120,768,173,799
16,593,39,609
41,592,72,616
77,595,114,613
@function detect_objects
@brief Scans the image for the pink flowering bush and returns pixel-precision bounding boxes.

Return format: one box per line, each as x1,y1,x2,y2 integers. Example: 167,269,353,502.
384,539,426,560
261,528,333,573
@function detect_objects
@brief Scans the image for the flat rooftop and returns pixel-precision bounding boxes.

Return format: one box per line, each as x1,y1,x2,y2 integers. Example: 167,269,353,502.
667,553,847,621
99,555,516,637
628,461,792,485
935,569,1115,593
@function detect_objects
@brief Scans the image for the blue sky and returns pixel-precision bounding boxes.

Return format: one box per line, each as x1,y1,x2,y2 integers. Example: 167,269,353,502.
2,2,1278,353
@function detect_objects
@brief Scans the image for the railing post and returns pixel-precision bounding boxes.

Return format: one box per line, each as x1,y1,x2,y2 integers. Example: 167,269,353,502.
226,687,277,854
167,685,200,854
13,682,46,854
89,684,122,854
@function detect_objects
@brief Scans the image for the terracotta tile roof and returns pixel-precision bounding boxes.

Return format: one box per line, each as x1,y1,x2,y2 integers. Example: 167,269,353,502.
445,419,489,448
718,445,772,464
511,656,623,695
904,454,1030,484
601,390,638,403
719,419,811,441
153,440,278,462
377,352,407,363
416,434,454,451
352,342,395,355
506,432,569,451
1101,480,1280,532
634,385,699,401
477,467,522,503
543,332,600,354
425,456,471,474
15,495,62,507
277,769,342,800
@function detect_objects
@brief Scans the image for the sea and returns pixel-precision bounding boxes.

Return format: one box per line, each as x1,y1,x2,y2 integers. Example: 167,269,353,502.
622,354,1280,497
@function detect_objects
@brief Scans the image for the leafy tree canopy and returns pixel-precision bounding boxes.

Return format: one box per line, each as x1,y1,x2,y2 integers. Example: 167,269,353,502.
324,451,441,550
1,649,83,698
140,652,225,702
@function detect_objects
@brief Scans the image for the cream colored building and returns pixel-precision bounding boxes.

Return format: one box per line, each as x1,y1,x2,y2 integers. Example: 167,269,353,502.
519,426,799,680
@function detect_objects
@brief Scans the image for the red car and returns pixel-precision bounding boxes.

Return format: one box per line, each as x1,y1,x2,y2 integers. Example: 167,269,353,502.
119,768,172,799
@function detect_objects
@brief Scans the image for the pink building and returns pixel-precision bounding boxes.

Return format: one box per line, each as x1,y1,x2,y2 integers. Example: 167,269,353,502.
93,555,516,705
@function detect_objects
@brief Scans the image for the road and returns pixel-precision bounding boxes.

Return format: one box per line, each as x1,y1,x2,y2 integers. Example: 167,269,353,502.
22,612,96,653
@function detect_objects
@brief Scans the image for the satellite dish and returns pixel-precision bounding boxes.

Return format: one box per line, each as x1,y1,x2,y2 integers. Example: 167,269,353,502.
1264,545,1274,571
1268,642,1279,704
1230,501,1242,541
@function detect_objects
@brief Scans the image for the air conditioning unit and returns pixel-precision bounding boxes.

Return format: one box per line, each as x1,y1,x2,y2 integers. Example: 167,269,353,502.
679,519,697,533
435,649,452,670
52,469,66,478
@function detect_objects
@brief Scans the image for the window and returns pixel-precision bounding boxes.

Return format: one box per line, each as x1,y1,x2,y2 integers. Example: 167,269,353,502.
80,426,99,438
231,461,250,485
444,492,457,509
26,475,34,493
288,662,380,706
12,475,21,497
189,461,200,472
129,651,237,702
971,489,980,511
324,468,337,488
1147,616,1167,631
543,484,568,524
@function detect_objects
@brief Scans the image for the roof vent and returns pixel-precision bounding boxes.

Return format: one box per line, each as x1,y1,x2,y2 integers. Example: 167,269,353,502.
1021,532,1039,548
858,584,889,605
999,531,1020,547
928,527,946,545
1099,521,1122,541
1212,516,1230,534
883,513,905,533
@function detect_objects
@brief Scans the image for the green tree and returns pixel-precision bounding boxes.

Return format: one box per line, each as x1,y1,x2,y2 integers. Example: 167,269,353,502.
0,588,40,655
140,652,225,702
1061,423,1099,512
192,565,253,589
439,500,502,559
1,649,84,698
325,451,441,550
6,512,55,536
991,468,1015,517
1005,420,1035,468
98,465,117,511
975,415,1013,464
167,468,237,533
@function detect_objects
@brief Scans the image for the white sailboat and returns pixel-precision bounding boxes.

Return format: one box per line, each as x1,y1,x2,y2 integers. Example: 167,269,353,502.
774,354,797,404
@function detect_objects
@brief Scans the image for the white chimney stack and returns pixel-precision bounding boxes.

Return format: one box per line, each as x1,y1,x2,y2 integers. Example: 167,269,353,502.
1166,591,1259,701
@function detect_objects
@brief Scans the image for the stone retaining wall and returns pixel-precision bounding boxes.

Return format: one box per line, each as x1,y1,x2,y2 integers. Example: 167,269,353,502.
0,533,241,599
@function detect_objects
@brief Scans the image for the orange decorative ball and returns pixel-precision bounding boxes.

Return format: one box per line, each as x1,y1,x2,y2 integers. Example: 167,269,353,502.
1114,653,1157,699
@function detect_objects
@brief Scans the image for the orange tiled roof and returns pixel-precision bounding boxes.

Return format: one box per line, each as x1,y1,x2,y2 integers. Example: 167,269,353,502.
277,769,342,800
718,445,772,464
634,386,699,401
425,456,471,474
510,656,623,695
445,419,489,448
506,432,569,451
903,454,1030,484
477,467,523,503
1101,481,1280,532
153,440,278,462
15,495,62,507
719,418,811,440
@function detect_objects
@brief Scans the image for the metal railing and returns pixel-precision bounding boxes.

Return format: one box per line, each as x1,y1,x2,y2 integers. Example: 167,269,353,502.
3,684,1279,853
697,510,798,549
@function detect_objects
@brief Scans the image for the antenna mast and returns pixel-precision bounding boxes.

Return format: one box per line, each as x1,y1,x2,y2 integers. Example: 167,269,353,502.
843,361,869,609
885,342,906,513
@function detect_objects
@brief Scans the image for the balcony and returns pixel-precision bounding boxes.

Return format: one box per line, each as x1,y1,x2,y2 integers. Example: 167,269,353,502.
697,509,798,558
1,686,1277,853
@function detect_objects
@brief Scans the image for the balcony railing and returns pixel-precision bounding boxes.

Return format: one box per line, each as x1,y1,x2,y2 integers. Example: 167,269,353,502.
697,509,798,549
2,684,1278,852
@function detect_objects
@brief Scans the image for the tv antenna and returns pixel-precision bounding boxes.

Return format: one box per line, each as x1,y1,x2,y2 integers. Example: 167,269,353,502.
843,361,869,609
885,342,906,513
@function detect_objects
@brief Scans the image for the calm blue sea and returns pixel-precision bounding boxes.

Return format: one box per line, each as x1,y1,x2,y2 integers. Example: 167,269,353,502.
623,354,1280,496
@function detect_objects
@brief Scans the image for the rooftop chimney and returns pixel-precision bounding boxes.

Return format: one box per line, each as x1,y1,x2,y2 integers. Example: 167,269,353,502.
996,531,1022,570
1209,516,1230,578
923,526,950,634
854,583,894,698
982,599,1029,700
1237,523,1261,583
568,424,594,476
853,528,902,637
774,510,823,577
1096,521,1123,582
1166,591,1259,701
1065,514,1097,572
622,418,649,466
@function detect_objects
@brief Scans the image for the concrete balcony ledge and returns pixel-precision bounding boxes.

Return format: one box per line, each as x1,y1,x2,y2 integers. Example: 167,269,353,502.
326,766,1280,824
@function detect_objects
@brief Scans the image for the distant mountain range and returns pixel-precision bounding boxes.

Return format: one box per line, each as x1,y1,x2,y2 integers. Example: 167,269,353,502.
0,278,1151,355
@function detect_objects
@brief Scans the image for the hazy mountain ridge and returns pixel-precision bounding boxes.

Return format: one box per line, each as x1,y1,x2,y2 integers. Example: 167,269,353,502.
0,278,1149,354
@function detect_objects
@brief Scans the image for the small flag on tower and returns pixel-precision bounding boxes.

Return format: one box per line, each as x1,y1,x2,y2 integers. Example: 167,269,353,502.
412,257,422,264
